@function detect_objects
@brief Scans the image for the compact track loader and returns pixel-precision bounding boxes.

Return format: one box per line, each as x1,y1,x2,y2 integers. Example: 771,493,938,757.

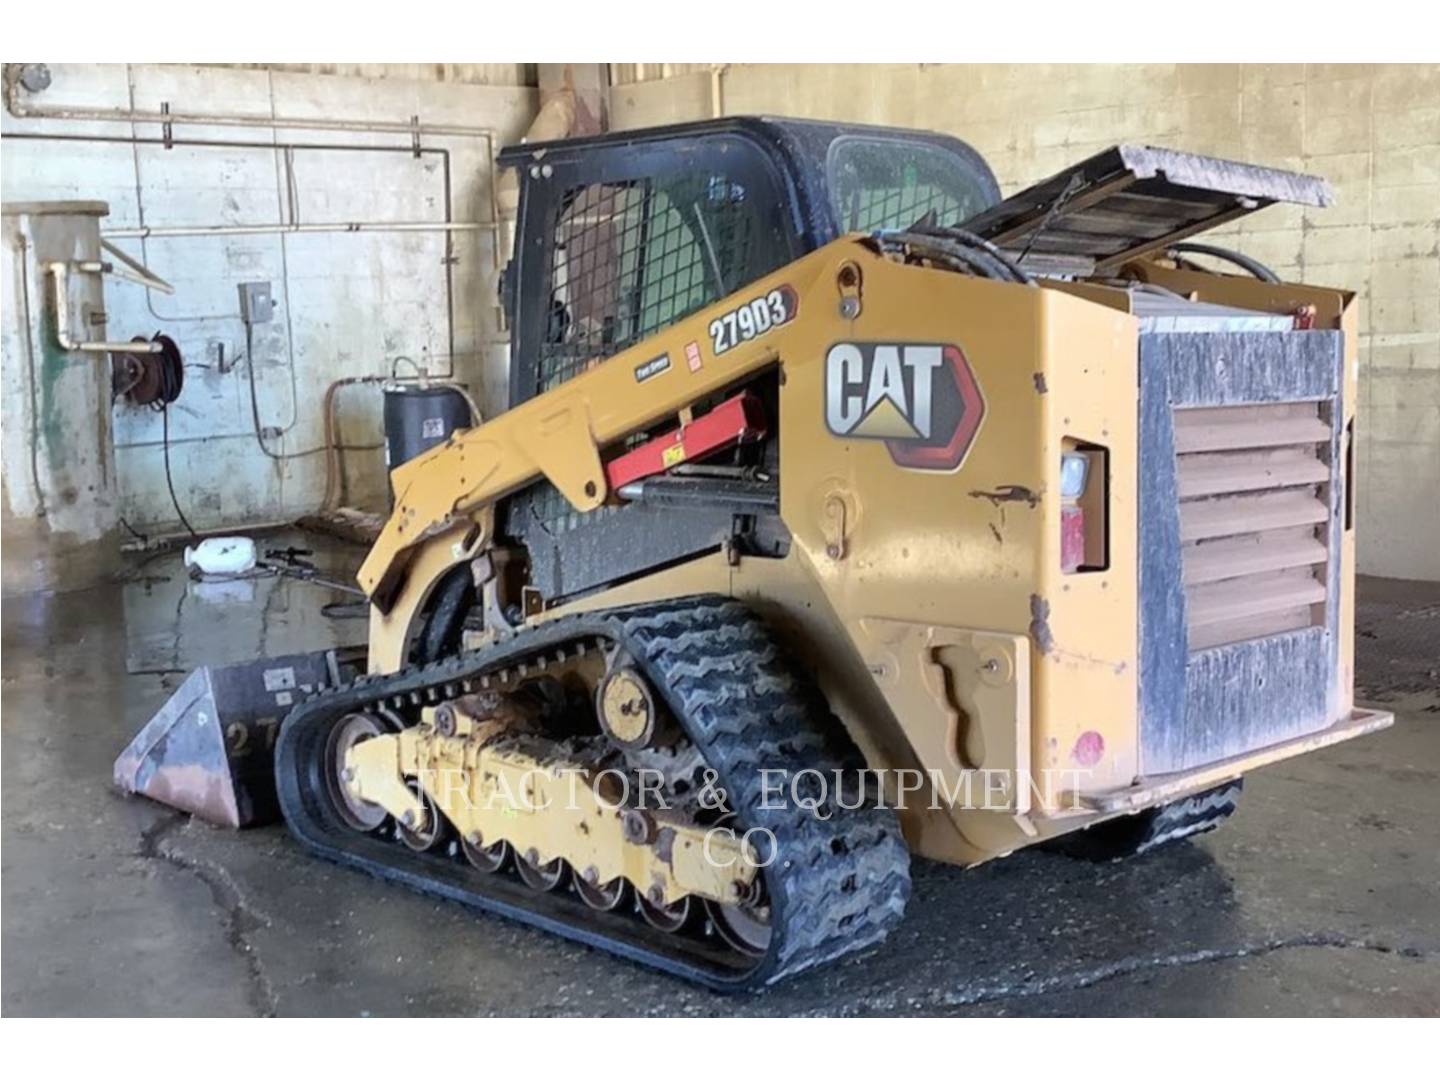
117,118,1393,989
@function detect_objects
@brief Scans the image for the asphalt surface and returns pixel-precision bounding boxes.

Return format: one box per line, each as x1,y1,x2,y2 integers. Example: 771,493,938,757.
3,534,1436,1016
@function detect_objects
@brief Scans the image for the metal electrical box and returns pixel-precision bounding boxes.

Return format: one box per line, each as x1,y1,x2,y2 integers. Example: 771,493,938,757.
238,280,274,324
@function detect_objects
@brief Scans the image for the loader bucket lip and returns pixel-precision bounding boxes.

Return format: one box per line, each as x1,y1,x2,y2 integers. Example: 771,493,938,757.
113,666,246,828
114,648,362,828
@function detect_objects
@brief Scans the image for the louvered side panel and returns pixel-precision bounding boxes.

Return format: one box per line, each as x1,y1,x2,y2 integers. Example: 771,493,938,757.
1173,408,1330,454
1176,401,1331,650
1138,330,1345,775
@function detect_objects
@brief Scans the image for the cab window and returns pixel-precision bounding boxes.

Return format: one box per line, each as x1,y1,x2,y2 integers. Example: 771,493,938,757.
828,136,994,232
537,167,785,397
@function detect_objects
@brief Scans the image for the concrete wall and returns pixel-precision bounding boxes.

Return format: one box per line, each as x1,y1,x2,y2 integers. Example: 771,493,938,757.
2,63,536,534
611,64,1440,581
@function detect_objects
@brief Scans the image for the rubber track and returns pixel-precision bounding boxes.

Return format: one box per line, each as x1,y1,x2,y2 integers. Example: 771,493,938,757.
1134,779,1242,855
275,594,910,990
1054,779,1242,862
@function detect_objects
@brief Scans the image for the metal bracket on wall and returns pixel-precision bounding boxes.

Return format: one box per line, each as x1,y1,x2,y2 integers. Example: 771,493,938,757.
98,240,173,294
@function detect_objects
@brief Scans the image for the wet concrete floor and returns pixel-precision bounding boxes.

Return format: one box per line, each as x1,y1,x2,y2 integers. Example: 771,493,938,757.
3,533,1437,1015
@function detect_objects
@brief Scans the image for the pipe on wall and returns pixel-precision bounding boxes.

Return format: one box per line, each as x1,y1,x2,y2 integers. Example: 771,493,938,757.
709,64,730,118
5,75,501,154
6,67,519,531
6,131,494,406
46,261,161,353
8,128,511,465
103,221,489,239
4,70,505,246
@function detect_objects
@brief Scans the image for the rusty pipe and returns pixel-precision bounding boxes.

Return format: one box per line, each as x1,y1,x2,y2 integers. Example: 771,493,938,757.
318,376,482,512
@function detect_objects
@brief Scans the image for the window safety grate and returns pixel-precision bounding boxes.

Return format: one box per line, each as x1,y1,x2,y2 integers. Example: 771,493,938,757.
840,182,970,232
538,174,763,398
828,138,994,233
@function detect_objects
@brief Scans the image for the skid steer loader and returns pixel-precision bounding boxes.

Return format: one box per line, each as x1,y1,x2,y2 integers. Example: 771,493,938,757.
116,118,1393,990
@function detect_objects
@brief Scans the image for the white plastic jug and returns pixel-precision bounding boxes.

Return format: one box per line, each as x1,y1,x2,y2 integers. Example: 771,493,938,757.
183,536,257,576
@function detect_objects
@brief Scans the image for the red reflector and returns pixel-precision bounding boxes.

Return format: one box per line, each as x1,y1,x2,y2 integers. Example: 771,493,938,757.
1061,505,1086,573
1072,730,1105,766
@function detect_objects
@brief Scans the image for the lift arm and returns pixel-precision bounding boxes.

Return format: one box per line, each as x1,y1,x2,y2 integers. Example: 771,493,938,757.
358,240,861,669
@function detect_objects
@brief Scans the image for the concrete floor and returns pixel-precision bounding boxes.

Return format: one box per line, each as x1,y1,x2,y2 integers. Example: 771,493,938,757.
3,533,1437,1016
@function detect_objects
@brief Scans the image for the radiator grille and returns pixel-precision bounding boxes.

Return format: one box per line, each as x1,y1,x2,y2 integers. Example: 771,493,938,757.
1175,401,1333,651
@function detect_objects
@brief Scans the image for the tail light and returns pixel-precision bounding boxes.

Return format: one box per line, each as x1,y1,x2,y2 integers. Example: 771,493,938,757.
1061,443,1108,574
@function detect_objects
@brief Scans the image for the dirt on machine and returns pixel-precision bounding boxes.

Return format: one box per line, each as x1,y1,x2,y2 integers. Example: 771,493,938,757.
116,118,1393,990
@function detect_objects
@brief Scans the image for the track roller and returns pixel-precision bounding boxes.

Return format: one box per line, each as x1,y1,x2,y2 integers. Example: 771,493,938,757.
574,871,629,912
515,850,570,892
638,891,693,933
462,833,510,873
397,781,447,852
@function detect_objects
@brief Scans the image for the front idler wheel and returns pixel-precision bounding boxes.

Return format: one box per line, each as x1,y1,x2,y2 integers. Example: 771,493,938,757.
323,713,390,833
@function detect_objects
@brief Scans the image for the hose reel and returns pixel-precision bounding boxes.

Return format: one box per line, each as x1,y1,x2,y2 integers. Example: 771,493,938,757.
112,333,183,407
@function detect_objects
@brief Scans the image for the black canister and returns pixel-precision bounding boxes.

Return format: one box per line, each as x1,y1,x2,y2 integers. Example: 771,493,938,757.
382,383,474,485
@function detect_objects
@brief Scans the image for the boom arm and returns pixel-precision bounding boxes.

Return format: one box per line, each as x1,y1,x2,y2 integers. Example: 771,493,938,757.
360,239,856,672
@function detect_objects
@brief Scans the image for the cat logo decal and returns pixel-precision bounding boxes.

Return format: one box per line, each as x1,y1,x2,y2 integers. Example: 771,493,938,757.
824,342,985,471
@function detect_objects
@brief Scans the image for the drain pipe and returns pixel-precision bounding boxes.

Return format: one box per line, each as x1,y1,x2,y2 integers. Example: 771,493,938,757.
709,65,730,118
495,88,577,262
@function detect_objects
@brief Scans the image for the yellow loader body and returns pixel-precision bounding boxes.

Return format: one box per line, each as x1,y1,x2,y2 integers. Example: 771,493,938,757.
117,123,1391,988
359,237,1388,867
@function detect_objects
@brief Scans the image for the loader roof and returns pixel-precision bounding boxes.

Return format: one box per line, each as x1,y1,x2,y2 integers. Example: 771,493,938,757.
498,115,1004,247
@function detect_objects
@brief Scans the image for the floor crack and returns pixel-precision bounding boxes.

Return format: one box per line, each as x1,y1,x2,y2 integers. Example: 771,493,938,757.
135,814,279,1017
809,934,1436,1016
924,934,1435,1010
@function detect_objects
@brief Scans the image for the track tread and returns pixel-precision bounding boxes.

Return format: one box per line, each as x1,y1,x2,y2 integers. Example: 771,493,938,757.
275,593,910,989
1052,779,1243,862
617,596,910,980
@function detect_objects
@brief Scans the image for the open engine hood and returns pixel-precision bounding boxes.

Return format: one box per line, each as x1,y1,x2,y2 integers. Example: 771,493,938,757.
960,145,1334,275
